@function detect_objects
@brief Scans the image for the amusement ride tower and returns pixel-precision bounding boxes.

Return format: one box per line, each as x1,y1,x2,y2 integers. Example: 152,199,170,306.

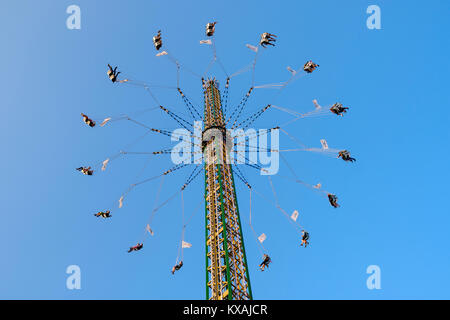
202,78,252,300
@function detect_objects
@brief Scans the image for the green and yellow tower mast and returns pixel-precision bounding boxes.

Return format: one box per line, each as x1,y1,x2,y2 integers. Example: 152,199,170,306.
202,78,253,300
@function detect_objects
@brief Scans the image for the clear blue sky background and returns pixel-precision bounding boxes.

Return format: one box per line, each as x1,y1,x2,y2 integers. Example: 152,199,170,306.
1,0,449,299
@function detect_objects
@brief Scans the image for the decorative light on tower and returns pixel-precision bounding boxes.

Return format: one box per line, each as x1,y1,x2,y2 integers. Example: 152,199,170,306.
202,78,252,300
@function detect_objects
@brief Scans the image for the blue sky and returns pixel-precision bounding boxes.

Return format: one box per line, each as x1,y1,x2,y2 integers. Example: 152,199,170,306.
0,0,449,299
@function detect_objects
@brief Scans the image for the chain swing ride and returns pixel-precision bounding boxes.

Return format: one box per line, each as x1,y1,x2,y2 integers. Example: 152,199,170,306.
77,21,355,300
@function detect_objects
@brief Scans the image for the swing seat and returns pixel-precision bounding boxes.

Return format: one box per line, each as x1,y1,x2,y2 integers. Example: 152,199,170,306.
206,23,216,37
